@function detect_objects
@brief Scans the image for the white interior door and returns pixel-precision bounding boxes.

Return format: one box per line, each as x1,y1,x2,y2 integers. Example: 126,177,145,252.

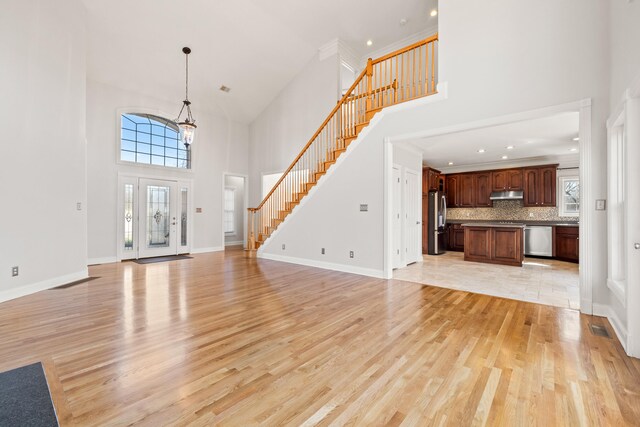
392,166,402,268
138,178,178,258
405,169,420,264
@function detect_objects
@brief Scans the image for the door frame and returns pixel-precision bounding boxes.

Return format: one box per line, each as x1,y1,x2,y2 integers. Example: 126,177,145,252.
383,99,593,318
117,172,194,261
404,167,422,266
222,172,249,250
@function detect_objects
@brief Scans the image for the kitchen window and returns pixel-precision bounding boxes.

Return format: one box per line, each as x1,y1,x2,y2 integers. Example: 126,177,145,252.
559,176,579,217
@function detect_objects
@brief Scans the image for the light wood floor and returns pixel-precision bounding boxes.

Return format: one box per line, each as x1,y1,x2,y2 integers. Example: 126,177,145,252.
1,247,639,426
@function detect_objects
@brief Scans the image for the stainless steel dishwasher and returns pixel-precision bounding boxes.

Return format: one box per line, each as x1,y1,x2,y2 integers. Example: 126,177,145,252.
524,226,553,257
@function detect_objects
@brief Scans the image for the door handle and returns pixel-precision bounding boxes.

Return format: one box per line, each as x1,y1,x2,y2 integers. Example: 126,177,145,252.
635,243,640,250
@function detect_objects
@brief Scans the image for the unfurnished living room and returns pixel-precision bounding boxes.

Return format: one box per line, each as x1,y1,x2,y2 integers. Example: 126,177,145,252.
1,0,640,426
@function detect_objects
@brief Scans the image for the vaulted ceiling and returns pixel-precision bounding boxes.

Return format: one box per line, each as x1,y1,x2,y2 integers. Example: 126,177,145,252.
81,0,438,123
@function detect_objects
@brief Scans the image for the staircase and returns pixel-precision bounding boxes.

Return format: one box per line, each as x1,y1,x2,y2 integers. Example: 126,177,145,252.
247,34,439,252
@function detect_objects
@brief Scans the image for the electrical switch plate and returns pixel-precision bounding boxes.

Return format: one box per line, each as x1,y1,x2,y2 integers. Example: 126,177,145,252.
595,200,606,211
12,266,19,277
349,251,354,258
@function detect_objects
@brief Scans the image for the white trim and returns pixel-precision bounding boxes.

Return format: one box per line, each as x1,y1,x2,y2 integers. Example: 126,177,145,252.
390,98,594,315
224,241,244,246
436,153,579,174
593,303,628,352
0,269,88,304
222,172,249,250
88,257,118,265
259,252,385,279
383,139,394,278
190,246,224,254
607,279,626,307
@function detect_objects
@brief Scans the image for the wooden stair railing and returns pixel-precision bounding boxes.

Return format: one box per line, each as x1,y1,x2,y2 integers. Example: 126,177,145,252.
247,34,438,252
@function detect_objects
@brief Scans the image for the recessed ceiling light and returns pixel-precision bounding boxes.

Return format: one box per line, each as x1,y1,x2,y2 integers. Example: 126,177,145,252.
573,137,580,141
448,161,454,165
569,148,578,152
366,40,373,46
219,85,231,93
501,155,508,160
478,149,485,153
506,145,514,150
430,9,438,17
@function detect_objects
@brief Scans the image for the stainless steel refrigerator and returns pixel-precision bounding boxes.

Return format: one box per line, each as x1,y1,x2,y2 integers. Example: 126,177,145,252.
427,190,447,255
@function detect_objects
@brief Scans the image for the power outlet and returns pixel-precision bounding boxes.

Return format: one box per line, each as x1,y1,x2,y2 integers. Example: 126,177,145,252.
349,251,354,258
282,244,285,250
529,212,534,218
321,248,325,255
11,266,19,277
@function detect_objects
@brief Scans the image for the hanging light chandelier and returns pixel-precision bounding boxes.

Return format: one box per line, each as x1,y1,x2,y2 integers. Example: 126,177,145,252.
175,47,196,147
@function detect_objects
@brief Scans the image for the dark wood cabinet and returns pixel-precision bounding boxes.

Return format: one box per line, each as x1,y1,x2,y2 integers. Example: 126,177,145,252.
423,167,443,193
447,224,465,251
464,226,524,267
459,174,475,207
492,169,523,191
524,165,557,207
555,226,579,263
422,195,428,253
446,175,460,208
474,172,492,207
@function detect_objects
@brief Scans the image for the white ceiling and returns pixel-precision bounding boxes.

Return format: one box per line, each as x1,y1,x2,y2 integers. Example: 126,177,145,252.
407,112,580,172
81,0,438,124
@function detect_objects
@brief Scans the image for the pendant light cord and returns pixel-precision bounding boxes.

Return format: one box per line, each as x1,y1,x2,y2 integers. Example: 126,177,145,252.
185,51,189,102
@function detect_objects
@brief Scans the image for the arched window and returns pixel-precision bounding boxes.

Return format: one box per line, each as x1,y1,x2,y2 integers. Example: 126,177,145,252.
120,113,190,169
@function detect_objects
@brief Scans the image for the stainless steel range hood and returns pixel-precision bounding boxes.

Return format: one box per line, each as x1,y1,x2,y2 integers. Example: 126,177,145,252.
489,190,524,201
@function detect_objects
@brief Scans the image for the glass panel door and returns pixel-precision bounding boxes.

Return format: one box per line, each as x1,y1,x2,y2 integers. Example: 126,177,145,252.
138,179,178,258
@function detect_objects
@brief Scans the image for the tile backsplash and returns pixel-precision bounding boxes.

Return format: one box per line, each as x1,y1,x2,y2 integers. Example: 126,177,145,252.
447,200,579,222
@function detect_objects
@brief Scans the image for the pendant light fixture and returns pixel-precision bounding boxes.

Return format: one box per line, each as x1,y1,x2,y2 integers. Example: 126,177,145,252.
175,47,196,147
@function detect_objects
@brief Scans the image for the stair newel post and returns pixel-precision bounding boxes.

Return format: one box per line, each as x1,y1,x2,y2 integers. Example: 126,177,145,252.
247,208,256,253
365,58,373,118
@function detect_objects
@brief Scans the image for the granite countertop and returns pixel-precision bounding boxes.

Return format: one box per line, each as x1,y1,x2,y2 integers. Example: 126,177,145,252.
448,219,579,227
460,222,527,228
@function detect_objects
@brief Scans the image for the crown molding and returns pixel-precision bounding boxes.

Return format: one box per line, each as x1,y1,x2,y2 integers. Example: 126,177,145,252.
435,153,580,174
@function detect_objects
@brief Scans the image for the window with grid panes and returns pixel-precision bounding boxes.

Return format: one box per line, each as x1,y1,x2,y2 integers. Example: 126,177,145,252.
120,113,190,169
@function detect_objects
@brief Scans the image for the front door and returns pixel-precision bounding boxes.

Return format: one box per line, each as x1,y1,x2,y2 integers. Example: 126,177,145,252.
118,177,191,260
139,179,178,258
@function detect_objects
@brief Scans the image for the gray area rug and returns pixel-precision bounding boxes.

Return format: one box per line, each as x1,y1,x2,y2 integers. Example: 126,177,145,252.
0,362,58,426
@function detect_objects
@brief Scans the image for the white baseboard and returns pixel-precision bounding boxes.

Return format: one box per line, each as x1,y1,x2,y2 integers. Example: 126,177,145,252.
88,256,117,265
593,303,628,352
224,241,244,246
0,269,88,304
190,246,224,254
258,252,385,279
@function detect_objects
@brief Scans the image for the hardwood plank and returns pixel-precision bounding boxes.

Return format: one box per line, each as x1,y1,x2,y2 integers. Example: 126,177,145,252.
0,247,638,426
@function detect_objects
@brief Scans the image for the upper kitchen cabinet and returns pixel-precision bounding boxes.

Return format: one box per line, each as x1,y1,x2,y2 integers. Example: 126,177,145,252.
423,167,443,194
491,169,523,191
523,165,557,207
446,174,459,207
459,174,475,207
474,172,492,207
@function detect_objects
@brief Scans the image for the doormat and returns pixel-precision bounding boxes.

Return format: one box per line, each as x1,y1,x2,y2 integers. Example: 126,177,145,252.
52,276,100,290
133,255,193,264
0,362,58,426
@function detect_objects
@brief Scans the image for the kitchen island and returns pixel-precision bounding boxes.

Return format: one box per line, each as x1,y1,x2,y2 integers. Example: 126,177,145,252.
462,223,525,267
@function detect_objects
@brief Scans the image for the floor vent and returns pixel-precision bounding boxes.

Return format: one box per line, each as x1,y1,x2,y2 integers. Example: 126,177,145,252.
589,324,611,338
52,277,99,289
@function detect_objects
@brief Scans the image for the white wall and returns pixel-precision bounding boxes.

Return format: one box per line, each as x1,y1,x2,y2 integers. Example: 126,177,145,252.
259,0,611,309
609,0,640,110
86,80,249,261
224,176,245,246
0,0,88,301
248,52,340,206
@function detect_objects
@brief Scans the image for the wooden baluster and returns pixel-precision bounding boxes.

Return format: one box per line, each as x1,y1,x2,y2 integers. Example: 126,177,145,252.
431,41,435,93
366,58,373,117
